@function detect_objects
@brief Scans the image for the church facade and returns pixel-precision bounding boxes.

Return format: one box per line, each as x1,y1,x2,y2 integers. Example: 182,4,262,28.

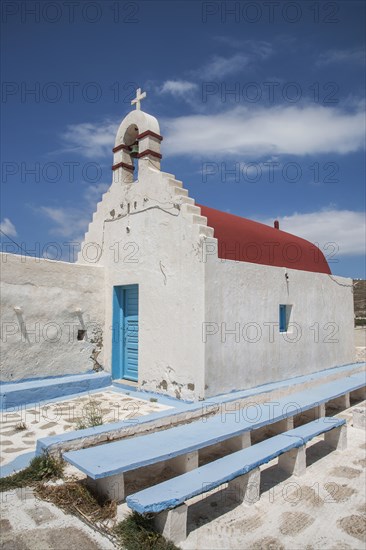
1,95,355,401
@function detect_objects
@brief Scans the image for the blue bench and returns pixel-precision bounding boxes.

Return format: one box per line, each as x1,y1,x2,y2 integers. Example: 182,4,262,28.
126,418,346,544
62,373,364,501
63,373,365,501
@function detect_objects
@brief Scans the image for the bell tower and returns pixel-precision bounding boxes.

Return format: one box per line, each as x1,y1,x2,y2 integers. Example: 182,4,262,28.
112,88,163,183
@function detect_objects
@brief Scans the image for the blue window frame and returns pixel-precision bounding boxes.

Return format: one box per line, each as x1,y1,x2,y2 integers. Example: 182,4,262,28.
279,304,290,332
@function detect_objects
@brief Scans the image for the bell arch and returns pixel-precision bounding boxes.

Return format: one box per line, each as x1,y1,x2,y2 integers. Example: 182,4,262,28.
112,110,163,183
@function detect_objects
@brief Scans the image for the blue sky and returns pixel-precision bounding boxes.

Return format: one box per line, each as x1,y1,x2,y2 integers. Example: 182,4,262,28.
1,0,365,277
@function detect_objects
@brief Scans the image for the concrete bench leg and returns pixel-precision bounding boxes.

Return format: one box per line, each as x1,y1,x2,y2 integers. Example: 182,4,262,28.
351,387,366,401
325,424,347,450
170,451,198,474
353,407,366,429
267,417,294,436
227,467,261,505
303,403,326,422
223,431,251,452
86,473,125,502
154,504,188,545
278,445,306,476
328,393,350,411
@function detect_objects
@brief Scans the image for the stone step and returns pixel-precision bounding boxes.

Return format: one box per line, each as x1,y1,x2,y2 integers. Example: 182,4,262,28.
178,196,195,206
198,225,215,238
174,187,188,197
0,372,112,409
168,178,183,189
162,171,176,180
192,214,207,225
182,204,201,215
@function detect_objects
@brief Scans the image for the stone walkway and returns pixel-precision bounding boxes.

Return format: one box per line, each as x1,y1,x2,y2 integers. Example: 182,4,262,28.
0,488,115,549
0,389,171,469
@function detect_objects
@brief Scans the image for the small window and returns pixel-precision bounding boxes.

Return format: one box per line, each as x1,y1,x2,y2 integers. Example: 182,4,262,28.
279,305,292,332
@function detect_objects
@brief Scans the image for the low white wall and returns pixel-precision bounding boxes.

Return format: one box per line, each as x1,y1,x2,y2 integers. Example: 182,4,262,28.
0,253,105,382
204,249,355,397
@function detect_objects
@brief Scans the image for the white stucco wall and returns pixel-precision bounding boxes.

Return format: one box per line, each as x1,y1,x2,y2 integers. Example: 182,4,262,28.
0,253,105,382
203,248,355,397
78,159,209,400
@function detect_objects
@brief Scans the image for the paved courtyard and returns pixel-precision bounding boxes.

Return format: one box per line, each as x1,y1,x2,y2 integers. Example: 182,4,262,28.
0,489,115,550
0,389,171,469
1,368,365,550
0,399,365,549
0,402,365,549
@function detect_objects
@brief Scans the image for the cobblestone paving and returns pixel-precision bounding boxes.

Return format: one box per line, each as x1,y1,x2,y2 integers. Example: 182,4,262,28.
0,389,171,467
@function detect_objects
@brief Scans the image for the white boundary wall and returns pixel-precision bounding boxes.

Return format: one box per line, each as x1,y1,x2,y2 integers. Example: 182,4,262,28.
0,253,105,382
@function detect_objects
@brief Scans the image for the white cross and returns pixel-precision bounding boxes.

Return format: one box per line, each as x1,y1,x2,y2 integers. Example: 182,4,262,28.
131,88,146,110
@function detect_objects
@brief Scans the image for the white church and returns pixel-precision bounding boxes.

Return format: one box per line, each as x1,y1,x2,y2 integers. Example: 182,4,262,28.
1,90,355,401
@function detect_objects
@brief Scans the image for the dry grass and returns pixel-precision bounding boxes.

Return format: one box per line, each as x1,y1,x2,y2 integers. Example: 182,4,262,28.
36,481,117,523
0,455,64,492
114,512,179,550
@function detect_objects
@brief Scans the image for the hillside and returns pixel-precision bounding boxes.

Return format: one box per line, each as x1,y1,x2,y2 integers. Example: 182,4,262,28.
353,279,366,323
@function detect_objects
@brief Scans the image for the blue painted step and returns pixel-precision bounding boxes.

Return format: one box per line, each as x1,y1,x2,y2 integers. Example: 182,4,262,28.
0,372,112,408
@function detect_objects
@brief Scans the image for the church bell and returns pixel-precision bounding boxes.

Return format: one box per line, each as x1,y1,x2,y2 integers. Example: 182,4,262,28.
130,142,139,157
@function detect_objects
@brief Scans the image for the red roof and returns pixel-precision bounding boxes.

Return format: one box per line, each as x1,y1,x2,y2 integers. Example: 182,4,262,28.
198,204,331,275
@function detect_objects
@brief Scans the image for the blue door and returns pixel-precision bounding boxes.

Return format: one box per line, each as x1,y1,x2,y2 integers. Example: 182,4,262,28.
112,285,139,381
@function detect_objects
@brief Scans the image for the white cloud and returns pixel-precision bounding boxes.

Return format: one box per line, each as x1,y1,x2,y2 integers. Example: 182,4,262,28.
194,40,273,80
197,53,251,79
157,41,273,105
83,182,110,208
39,183,109,241
0,218,17,237
162,104,365,157
39,206,90,239
261,208,365,256
60,120,117,159
214,37,273,57
161,80,198,95
248,40,273,59
317,48,364,66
